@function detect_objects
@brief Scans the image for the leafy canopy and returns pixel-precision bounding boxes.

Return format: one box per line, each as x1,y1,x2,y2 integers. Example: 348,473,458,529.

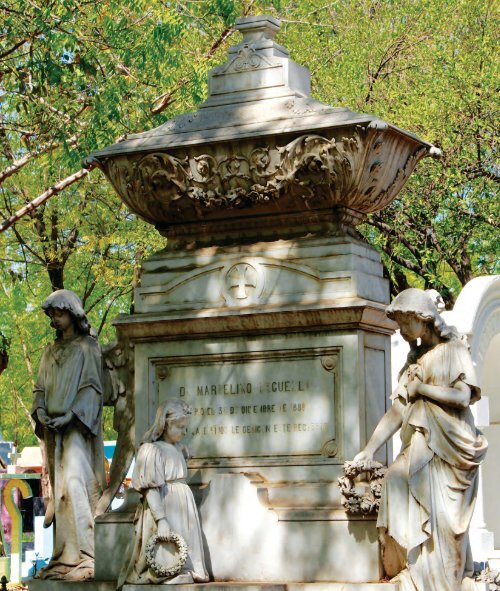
0,0,498,447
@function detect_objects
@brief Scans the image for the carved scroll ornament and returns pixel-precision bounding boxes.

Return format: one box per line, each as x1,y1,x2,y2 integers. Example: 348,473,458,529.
98,125,428,227
214,43,277,74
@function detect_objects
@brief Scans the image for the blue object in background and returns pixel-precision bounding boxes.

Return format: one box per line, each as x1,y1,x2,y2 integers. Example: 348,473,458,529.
0,441,13,467
27,558,48,578
104,441,116,461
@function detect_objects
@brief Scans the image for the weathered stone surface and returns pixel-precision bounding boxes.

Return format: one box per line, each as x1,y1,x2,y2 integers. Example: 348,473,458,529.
80,11,448,589
28,580,402,590
31,290,105,582
133,235,389,315
27,581,490,591
131,324,392,480
94,510,135,582
199,473,381,583
109,230,394,584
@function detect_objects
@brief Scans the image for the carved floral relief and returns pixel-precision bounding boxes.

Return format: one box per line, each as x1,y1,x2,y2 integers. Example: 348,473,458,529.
338,460,386,515
99,126,427,227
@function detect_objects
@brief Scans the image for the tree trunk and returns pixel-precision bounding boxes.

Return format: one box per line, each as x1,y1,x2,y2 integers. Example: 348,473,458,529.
47,262,64,291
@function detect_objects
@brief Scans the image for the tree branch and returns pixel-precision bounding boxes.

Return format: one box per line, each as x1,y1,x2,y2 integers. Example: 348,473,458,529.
10,224,47,265
9,381,35,429
365,32,429,104
150,25,236,115
0,166,94,233
0,36,36,61
368,214,427,264
96,286,131,335
0,134,78,185
35,96,88,126
377,239,426,277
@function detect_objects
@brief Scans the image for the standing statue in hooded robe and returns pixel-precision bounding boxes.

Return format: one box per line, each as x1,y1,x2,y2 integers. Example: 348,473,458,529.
31,289,106,581
354,288,487,591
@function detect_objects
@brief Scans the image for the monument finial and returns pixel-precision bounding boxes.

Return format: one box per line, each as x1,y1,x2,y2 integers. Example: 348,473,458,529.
234,15,281,43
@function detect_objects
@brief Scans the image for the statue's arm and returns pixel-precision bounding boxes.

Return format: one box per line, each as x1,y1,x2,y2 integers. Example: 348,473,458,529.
64,339,106,434
71,384,102,433
32,390,47,414
35,406,51,427
46,383,100,432
145,487,171,538
408,378,471,410
354,399,404,462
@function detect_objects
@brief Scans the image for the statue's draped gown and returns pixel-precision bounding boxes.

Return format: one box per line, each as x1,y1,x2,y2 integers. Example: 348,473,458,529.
32,334,105,579
120,440,209,585
378,339,487,591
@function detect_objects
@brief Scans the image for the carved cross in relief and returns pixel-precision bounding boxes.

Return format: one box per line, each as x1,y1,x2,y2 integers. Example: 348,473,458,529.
226,263,257,299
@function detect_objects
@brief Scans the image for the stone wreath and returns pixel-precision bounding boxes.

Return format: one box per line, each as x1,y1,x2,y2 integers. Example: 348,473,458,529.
338,459,387,515
145,532,188,578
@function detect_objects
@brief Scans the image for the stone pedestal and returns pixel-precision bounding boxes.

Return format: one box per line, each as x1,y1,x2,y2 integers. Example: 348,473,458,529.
81,12,439,589
26,581,490,591
200,474,380,583
94,511,135,582
29,582,401,591
108,232,394,584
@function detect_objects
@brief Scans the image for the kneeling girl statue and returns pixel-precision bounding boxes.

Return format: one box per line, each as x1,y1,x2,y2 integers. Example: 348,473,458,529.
119,398,209,586
354,288,487,591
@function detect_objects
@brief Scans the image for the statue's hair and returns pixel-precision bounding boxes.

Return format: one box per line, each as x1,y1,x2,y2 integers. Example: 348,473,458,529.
142,398,192,443
386,288,461,343
387,288,465,376
42,289,92,338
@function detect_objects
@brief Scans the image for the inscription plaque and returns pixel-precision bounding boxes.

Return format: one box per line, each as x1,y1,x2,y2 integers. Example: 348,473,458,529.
154,349,340,464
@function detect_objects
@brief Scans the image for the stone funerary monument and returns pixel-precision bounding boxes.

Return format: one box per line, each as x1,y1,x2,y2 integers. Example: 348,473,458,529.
42,14,442,590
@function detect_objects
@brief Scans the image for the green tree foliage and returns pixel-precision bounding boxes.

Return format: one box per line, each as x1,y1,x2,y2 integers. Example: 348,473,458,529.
0,0,498,447
281,0,498,299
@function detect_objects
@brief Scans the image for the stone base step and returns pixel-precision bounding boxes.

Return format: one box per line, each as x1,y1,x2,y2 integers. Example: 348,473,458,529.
124,584,488,591
26,580,491,591
28,580,400,591
123,585,400,591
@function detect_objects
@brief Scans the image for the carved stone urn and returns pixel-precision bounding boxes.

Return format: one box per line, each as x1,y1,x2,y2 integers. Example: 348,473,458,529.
86,14,439,245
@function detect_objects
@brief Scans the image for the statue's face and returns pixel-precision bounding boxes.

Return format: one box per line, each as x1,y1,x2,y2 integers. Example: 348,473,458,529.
164,417,189,444
48,309,74,333
395,313,427,342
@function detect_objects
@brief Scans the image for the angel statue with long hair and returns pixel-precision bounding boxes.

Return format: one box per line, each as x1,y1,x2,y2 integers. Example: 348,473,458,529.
354,288,487,591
